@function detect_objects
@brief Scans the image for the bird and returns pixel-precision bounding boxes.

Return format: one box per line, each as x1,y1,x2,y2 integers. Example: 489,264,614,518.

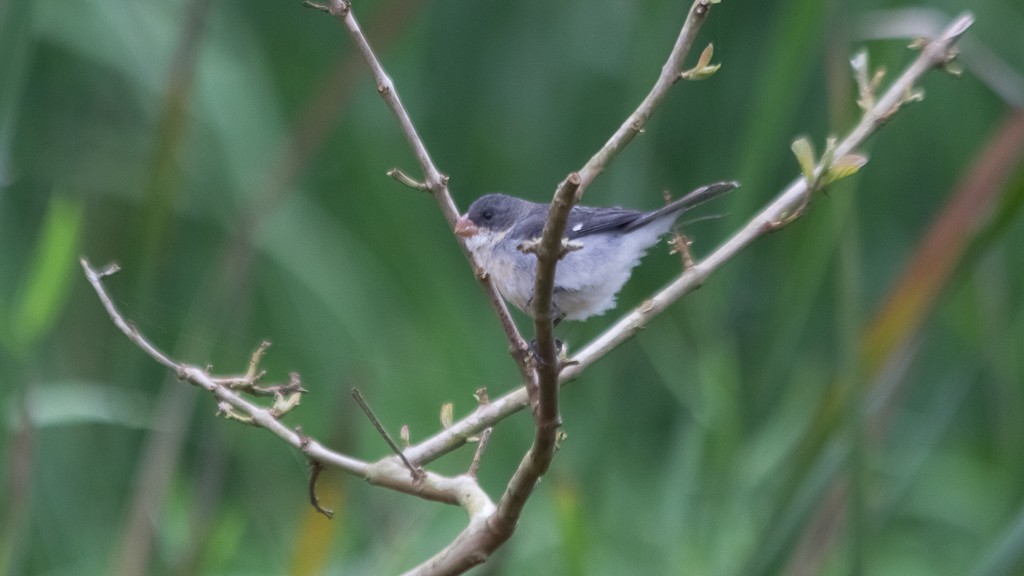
454,181,738,323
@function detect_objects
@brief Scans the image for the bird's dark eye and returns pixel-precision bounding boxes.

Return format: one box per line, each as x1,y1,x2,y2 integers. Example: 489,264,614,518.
481,210,493,220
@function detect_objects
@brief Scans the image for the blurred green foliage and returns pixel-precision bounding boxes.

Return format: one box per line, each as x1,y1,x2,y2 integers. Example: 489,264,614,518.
2,0,1023,574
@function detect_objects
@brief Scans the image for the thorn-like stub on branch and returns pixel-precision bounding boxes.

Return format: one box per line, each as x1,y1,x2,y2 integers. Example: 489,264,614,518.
303,0,349,16
468,427,492,478
270,390,303,418
400,425,411,448
668,228,695,269
246,340,271,382
96,262,122,279
694,0,720,16
474,387,490,405
555,430,569,450
296,426,312,450
217,401,255,425
308,460,335,519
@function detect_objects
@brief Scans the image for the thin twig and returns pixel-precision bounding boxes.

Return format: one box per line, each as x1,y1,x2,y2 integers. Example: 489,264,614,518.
468,429,491,479
81,259,181,372
387,167,429,191
351,388,422,481
323,0,534,381
308,460,335,519
468,388,493,478
574,0,715,200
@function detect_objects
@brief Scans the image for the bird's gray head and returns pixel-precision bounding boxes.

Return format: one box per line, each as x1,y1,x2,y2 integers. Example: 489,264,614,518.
454,194,530,238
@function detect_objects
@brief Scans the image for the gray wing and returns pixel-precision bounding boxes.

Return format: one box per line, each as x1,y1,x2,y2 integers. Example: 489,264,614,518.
565,205,646,238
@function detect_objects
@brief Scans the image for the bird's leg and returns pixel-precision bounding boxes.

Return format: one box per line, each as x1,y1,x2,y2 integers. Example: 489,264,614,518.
525,295,565,362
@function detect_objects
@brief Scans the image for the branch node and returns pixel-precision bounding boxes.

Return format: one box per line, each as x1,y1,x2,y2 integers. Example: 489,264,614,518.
296,426,312,451
217,401,256,425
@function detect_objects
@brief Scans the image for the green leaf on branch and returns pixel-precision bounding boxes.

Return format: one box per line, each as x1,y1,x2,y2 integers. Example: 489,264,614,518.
791,136,817,187
821,154,868,186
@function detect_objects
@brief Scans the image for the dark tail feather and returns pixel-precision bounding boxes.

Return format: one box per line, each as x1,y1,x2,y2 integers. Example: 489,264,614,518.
626,181,739,231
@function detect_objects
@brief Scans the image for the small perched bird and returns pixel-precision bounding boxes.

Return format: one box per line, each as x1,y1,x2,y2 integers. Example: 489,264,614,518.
455,181,738,323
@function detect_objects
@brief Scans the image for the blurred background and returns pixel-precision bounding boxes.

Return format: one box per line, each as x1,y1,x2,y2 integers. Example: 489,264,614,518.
2,0,1023,574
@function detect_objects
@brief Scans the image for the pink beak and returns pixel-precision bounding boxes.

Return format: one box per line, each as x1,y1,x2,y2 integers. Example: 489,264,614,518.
454,216,478,238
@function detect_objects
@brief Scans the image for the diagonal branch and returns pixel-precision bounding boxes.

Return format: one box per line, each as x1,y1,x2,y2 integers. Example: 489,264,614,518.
575,0,717,199
306,0,534,380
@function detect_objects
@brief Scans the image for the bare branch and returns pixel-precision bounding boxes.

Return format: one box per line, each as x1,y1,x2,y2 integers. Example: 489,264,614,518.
575,0,718,200
531,173,581,375
318,0,535,381
467,388,493,478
